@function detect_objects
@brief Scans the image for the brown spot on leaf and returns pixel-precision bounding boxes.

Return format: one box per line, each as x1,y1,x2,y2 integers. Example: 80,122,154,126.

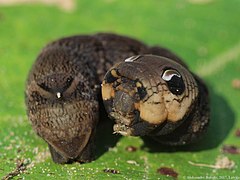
17,148,22,153
232,79,240,89
125,145,137,152
157,167,178,178
235,129,240,137
222,145,240,154
103,168,120,174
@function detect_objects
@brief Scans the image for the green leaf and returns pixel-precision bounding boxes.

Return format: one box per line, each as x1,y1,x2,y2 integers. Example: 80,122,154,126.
1,0,240,179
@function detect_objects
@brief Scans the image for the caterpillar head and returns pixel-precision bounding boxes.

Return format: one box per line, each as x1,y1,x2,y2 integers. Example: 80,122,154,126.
101,55,198,136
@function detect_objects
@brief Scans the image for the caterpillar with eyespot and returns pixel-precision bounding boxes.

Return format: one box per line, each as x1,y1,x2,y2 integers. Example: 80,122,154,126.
25,33,209,164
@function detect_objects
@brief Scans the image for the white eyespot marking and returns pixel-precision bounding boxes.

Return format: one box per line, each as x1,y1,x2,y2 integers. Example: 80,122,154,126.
162,69,181,81
56,92,62,99
124,55,141,62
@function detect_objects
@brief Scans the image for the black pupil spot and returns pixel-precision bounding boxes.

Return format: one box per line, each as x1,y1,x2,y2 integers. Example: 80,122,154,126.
162,69,185,95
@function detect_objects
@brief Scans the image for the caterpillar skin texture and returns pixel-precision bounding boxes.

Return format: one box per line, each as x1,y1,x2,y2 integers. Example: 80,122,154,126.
25,33,184,163
102,55,209,145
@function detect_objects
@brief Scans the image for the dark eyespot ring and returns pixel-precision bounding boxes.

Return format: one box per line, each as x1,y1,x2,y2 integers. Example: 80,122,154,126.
38,76,74,93
162,69,185,95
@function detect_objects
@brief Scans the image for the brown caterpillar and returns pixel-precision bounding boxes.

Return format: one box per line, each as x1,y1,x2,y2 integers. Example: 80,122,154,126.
101,55,209,145
25,33,209,164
